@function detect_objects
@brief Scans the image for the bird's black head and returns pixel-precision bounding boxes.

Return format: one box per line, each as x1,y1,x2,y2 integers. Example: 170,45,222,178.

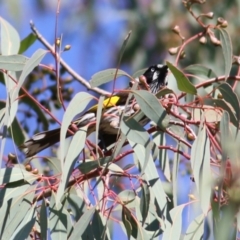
143,64,168,94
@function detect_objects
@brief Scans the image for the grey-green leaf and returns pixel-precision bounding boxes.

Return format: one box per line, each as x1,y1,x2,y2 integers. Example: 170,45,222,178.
12,49,47,101
162,204,185,240
0,167,38,185
0,17,20,55
211,99,238,128
218,82,240,125
60,92,94,160
90,68,131,88
167,61,197,95
220,111,230,162
132,90,169,129
185,64,217,78
190,124,212,214
40,200,48,240
49,193,69,239
184,214,204,240
0,55,28,71
140,182,150,225
121,116,150,146
218,28,233,80
57,126,87,205
118,190,136,204
129,140,167,212
68,207,96,240
78,157,112,174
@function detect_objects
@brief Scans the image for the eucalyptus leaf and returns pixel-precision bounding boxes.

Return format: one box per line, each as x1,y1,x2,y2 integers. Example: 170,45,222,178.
68,206,96,240
218,28,233,79
0,17,20,55
218,82,240,126
0,55,28,71
185,64,217,78
19,33,37,54
191,124,212,214
184,214,204,240
90,68,131,87
132,90,169,129
167,61,197,95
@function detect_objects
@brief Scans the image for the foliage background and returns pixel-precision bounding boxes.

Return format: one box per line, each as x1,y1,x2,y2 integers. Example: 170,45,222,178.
1,0,240,239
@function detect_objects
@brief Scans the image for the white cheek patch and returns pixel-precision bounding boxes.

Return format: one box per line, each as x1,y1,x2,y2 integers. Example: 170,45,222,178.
153,71,159,81
32,133,46,141
157,64,163,68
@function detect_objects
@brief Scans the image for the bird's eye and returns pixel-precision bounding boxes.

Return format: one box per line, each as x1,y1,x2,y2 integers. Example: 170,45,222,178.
151,68,155,72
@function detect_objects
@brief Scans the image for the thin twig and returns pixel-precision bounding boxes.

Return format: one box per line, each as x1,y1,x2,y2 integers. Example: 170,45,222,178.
30,21,110,96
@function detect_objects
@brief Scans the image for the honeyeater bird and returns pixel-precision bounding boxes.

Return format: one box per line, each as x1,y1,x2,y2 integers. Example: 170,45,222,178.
20,64,168,157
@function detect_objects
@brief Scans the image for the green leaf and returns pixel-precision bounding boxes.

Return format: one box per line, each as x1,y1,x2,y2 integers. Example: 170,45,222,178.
172,144,180,207
11,204,36,240
0,185,36,239
236,210,240,233
12,49,48,101
214,204,237,240
140,182,150,225
11,116,25,145
68,206,96,240
132,68,148,79
132,90,169,129
92,211,111,240
129,140,167,213
78,157,111,174
44,157,61,175
220,111,230,162
184,64,217,78
118,190,136,204
117,31,131,68
155,87,174,99
122,208,132,239
19,33,37,54
192,107,222,122
62,190,87,223
218,82,240,125
90,68,131,88
218,28,233,79
0,181,30,204
122,207,142,239
49,193,69,240
121,116,150,146
0,17,20,55
184,214,204,240
0,167,38,185
0,55,28,71
105,163,124,173
95,95,105,152
152,132,171,181
166,61,197,95
0,101,25,145
211,99,238,128
190,124,212,214
59,92,94,161
162,204,185,240
57,126,87,205
40,200,48,240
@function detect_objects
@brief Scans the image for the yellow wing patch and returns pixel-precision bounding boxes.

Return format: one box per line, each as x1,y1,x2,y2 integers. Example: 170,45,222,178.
88,96,121,112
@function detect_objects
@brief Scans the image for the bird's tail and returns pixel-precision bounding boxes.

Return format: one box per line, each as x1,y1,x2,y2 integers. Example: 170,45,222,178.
19,128,62,157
